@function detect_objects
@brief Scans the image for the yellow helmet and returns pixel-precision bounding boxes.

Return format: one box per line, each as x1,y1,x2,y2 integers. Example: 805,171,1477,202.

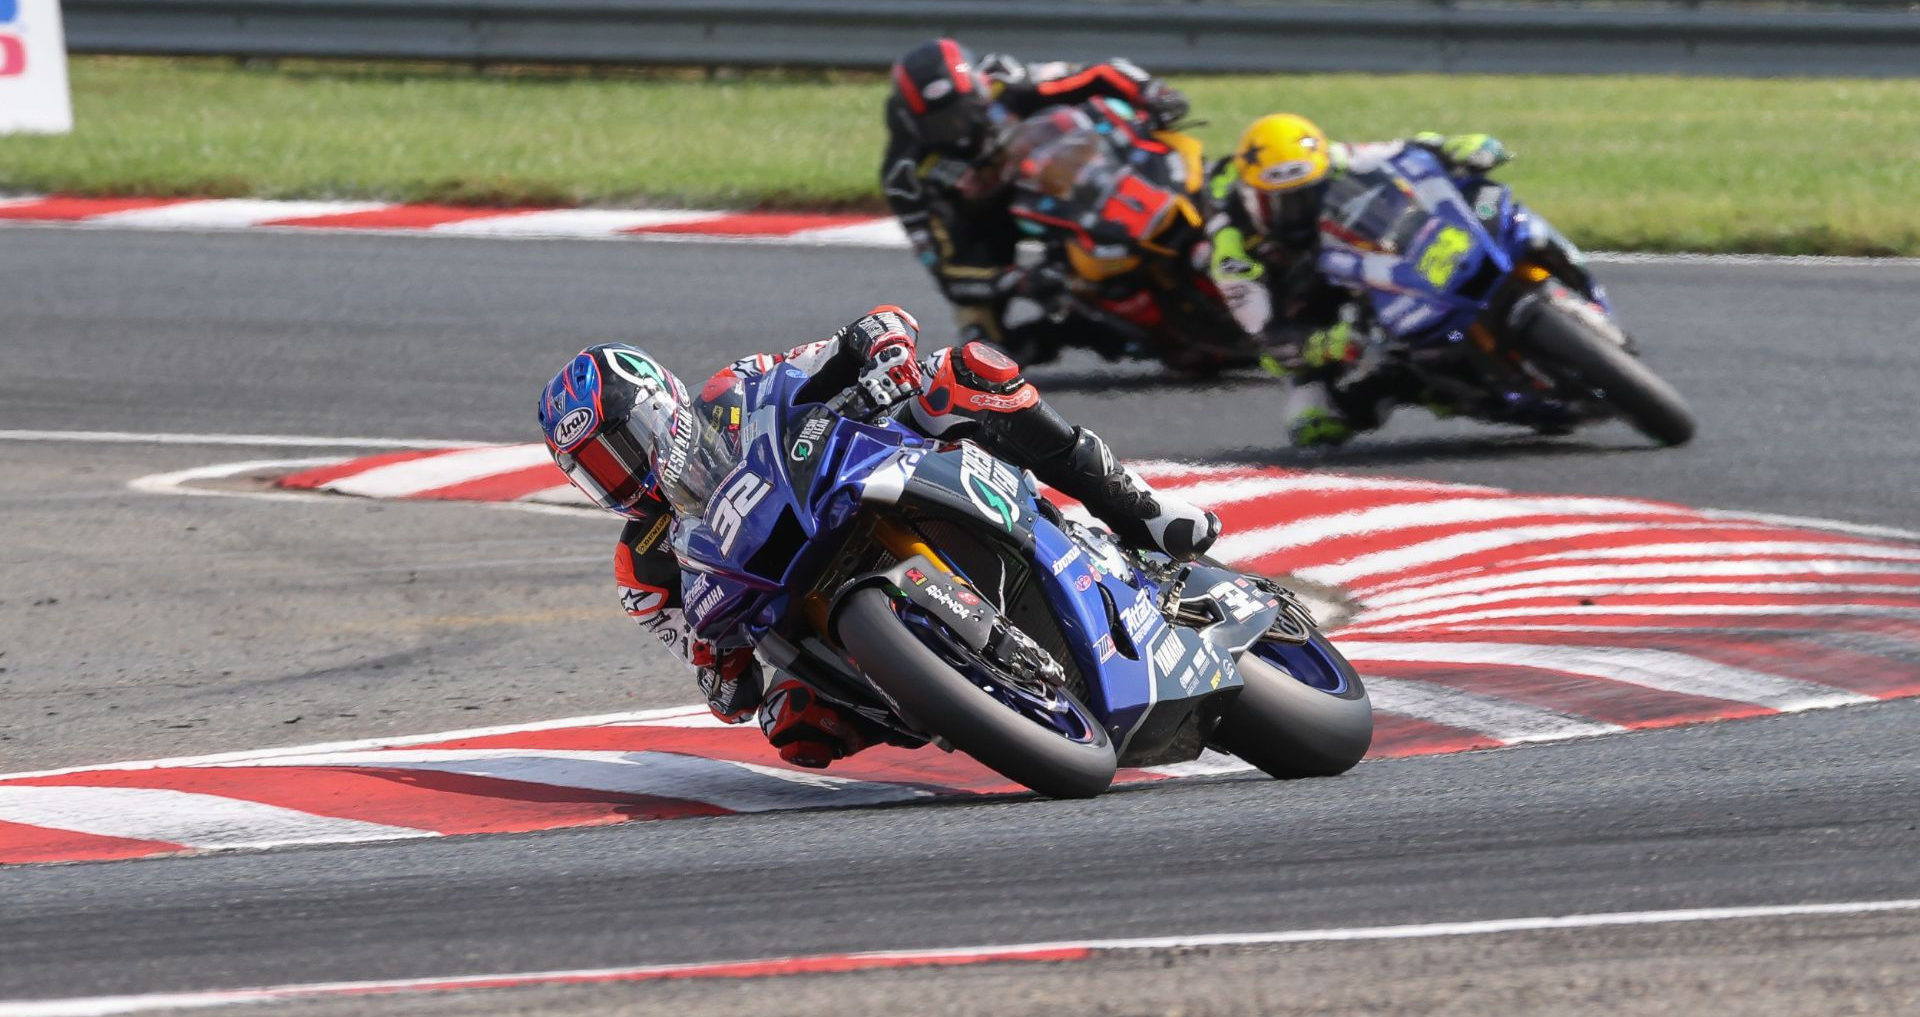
1231,113,1332,236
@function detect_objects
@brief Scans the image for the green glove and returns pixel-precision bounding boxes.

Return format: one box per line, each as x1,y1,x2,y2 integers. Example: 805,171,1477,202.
1302,321,1356,369
1414,132,1512,174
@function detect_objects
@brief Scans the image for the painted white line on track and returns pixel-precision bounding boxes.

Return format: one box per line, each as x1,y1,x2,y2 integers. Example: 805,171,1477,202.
0,429,491,449
125,457,349,503
0,786,432,851
1340,642,1867,711
318,444,551,498
1,898,1912,1017
0,705,713,783
1362,677,1624,742
1341,601,1920,636
83,199,391,229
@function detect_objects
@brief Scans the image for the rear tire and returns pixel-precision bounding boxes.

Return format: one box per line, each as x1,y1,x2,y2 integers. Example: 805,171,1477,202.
1213,633,1372,779
835,589,1117,799
1523,300,1696,446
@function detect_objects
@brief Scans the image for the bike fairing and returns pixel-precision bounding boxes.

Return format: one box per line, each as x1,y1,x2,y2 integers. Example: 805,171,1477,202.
668,361,1322,765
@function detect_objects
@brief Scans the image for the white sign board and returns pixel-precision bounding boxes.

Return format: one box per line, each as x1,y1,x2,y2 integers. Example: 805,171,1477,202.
0,0,73,134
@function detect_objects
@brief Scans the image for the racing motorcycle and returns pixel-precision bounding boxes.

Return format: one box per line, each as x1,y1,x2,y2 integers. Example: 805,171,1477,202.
1000,99,1254,374
673,364,1372,799
1307,144,1695,445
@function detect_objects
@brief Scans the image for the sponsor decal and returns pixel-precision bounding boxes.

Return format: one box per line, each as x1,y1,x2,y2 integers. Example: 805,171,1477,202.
959,388,1039,413
905,567,929,586
1210,669,1224,690
919,580,973,618
686,577,724,619
1120,588,1161,643
553,406,596,450
791,416,830,462
1049,546,1082,575
1177,664,1201,694
955,587,981,606
1094,633,1117,663
960,442,1020,531
1073,572,1094,592
1150,630,1185,677
710,469,772,555
631,513,672,553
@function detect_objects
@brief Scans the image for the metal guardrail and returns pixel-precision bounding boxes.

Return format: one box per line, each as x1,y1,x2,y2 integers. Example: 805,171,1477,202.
60,0,1920,76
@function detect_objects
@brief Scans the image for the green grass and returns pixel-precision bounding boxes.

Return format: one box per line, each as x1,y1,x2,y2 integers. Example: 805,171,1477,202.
4,57,1919,254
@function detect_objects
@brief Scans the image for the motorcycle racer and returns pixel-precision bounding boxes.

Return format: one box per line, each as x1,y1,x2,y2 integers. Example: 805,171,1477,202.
881,37,1191,362
1205,113,1572,446
538,306,1221,771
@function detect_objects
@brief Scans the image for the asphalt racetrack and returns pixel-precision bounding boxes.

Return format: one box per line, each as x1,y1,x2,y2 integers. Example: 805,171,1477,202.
0,226,1916,1015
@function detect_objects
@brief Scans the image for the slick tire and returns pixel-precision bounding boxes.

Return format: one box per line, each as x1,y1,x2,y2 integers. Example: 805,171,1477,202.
836,589,1117,799
1524,301,1697,447
1214,632,1373,779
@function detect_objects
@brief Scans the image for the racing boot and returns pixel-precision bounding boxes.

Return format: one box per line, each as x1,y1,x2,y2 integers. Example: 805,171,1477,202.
1038,428,1221,561
1284,378,1356,448
759,679,869,769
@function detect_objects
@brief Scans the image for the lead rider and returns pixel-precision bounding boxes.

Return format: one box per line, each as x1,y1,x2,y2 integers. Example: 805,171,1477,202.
538,309,1220,770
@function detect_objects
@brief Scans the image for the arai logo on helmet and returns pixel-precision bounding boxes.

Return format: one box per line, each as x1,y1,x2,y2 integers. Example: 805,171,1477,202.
922,78,953,102
553,407,597,450
1258,160,1319,188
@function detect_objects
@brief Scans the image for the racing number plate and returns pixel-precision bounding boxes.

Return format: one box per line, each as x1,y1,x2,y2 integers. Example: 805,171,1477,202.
1416,225,1473,288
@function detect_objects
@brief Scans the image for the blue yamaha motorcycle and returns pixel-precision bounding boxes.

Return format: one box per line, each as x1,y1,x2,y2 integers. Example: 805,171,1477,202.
1313,144,1695,445
670,366,1371,798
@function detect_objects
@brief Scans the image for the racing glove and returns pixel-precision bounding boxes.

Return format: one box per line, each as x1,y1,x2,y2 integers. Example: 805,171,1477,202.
851,305,924,411
1141,79,1191,129
1413,132,1513,174
1302,320,1360,370
693,643,764,724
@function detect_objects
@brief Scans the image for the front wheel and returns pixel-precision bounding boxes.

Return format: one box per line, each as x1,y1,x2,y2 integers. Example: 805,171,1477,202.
835,589,1117,799
1212,632,1373,779
1522,299,1696,447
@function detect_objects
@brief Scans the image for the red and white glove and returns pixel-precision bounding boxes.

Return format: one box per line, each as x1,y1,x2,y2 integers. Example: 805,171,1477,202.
851,305,923,411
692,641,764,724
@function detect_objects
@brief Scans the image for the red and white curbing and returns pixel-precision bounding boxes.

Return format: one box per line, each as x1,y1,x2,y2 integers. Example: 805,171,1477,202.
0,194,906,246
3,452,1916,866
11,195,1916,267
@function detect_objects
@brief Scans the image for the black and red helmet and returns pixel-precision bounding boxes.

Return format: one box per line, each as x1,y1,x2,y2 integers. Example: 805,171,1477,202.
891,38,1002,157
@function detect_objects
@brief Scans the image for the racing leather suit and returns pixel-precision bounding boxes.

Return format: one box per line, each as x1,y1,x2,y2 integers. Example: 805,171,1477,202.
881,55,1188,358
611,310,1216,766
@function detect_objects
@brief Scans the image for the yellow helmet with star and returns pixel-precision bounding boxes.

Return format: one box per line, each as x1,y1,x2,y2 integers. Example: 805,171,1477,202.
1234,113,1332,193
1231,113,1333,236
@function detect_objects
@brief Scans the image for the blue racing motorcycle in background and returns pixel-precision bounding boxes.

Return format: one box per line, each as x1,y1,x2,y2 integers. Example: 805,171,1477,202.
1313,145,1695,445
671,365,1371,798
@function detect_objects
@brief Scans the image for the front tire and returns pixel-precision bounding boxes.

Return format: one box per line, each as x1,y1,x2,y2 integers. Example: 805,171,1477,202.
1213,633,1372,779
835,589,1118,799
1522,299,1696,446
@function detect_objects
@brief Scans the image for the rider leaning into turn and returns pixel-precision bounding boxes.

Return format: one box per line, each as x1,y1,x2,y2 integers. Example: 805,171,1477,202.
537,308,1221,771
881,37,1190,362
1204,113,1523,447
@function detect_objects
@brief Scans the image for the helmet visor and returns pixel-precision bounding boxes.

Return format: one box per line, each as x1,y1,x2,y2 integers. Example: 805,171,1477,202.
919,96,995,155
555,425,655,516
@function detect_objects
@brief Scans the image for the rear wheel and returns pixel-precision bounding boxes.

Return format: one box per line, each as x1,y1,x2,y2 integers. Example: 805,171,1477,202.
1522,298,1696,446
1213,632,1372,779
835,588,1117,799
